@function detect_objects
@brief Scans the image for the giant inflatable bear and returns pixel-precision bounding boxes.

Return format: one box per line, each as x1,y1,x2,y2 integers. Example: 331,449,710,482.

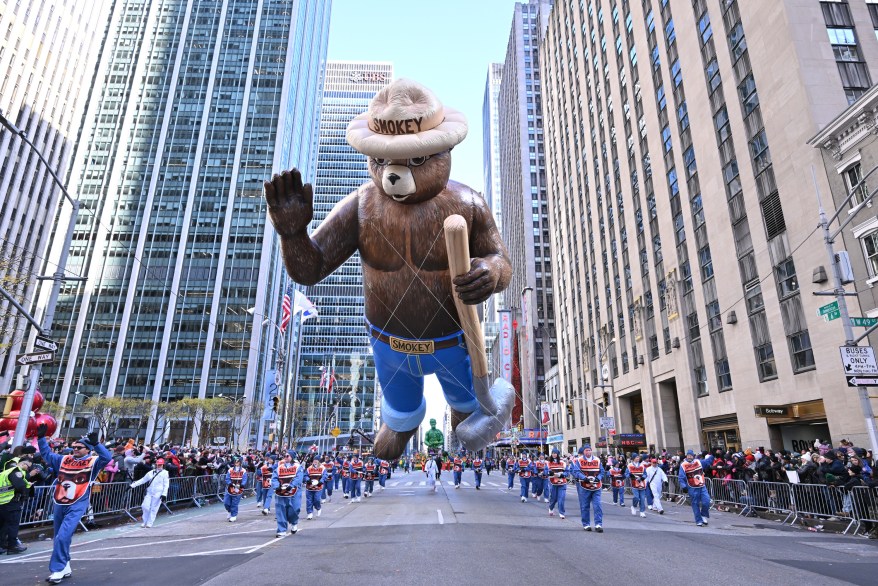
265,79,511,460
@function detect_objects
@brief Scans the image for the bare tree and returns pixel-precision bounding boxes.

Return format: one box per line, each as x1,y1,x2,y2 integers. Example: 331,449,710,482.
0,243,37,351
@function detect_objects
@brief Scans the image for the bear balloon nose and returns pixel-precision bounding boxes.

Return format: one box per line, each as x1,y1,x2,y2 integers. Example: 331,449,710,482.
387,173,400,185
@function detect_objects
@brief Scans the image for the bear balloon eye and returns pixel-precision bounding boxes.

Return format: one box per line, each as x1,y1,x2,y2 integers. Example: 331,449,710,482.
408,156,429,167
373,158,390,166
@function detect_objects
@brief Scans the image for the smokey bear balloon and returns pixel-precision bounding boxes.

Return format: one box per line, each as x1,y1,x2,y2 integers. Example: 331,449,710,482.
265,79,512,461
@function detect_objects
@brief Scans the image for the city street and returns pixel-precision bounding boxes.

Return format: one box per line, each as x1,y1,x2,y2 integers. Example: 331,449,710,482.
1,470,875,586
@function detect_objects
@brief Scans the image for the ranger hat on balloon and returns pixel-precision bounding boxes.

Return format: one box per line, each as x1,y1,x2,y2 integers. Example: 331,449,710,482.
346,78,468,159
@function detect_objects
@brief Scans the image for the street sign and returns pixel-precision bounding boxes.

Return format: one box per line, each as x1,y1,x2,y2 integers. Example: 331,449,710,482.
823,309,841,322
213,436,226,444
599,416,615,429
15,351,54,366
33,336,58,352
754,405,791,417
847,376,878,387
839,345,878,375
331,427,340,438
818,300,839,316
851,317,878,327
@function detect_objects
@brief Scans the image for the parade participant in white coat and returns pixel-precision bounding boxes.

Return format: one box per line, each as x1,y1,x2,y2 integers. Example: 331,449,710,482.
129,458,169,528
645,458,668,514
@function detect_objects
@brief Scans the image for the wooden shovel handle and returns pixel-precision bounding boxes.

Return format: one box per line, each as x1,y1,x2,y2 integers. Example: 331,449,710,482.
444,215,488,378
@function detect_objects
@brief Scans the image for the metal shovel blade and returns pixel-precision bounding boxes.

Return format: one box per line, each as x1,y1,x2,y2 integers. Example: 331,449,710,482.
456,376,515,452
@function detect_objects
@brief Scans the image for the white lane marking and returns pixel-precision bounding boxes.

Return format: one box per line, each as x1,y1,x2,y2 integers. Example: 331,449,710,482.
437,509,444,525
446,481,454,486
244,534,287,555
390,482,399,486
405,481,413,486
61,528,270,556
489,482,501,487
462,482,471,487
419,481,425,486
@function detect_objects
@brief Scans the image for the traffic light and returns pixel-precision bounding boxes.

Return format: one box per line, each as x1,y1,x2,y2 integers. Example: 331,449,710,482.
603,391,610,406
517,422,523,432
271,396,280,413
566,404,573,416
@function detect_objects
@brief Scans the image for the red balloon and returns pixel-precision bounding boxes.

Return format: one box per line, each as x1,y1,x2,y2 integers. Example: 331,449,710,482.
33,413,57,437
31,390,44,413
9,390,25,411
0,417,16,432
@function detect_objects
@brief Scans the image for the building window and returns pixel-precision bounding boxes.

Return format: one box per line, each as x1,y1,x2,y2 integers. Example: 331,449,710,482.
862,231,878,276
843,162,869,205
824,1,871,104
698,246,714,280
706,300,722,332
775,257,799,299
649,335,659,360
745,283,764,315
687,312,700,340
716,358,732,391
788,330,815,372
755,343,777,381
694,366,708,397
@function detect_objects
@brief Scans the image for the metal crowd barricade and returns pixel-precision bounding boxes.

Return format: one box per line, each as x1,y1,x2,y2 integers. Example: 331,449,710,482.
664,476,688,504
705,477,748,513
848,485,878,535
738,480,794,523
789,482,856,533
19,485,56,528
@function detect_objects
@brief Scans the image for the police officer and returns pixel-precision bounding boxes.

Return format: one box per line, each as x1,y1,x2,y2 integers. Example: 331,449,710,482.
0,455,31,554
224,457,248,522
570,445,604,532
37,426,111,584
304,456,326,520
273,451,303,537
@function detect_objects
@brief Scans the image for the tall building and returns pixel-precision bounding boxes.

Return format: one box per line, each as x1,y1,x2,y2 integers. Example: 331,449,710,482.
498,0,557,429
41,0,331,444
292,61,391,449
541,0,878,454
0,1,111,393
483,62,505,328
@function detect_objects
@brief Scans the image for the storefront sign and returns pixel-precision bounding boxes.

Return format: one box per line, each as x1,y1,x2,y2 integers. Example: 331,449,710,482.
754,405,791,417
349,71,388,83
499,311,513,383
547,433,564,444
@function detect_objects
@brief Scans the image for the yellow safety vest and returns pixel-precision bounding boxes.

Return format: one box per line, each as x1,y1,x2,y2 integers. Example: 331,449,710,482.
0,459,31,505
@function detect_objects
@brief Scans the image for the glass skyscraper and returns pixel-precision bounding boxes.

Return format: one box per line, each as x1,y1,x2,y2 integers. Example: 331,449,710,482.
292,61,391,449
41,0,331,445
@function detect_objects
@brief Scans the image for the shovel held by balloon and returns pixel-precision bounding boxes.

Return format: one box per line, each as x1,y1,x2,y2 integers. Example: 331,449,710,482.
443,214,514,451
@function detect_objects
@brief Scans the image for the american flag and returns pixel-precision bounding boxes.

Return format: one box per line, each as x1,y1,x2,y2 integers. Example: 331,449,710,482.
280,284,293,333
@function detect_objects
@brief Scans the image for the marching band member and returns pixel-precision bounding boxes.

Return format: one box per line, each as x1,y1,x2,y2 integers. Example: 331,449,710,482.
626,455,648,518
485,456,494,475
129,457,169,528
364,456,377,497
342,454,352,499
322,456,335,503
546,448,568,519
224,457,248,522
305,456,326,519
513,451,534,502
378,458,390,491
505,454,516,490
272,451,303,537
334,454,343,490
37,426,111,584
452,453,464,489
646,458,668,515
608,460,625,507
349,453,364,502
533,453,549,502
679,450,713,526
570,445,604,532
256,455,274,515
471,454,484,489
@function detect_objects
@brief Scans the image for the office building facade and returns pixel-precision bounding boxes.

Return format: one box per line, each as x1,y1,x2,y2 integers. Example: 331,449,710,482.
0,0,111,393
498,0,557,429
541,0,878,454
41,0,331,444
292,61,391,448
483,62,505,329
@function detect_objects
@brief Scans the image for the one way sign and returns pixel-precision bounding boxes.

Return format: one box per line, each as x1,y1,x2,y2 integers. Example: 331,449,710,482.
34,336,58,352
847,376,878,387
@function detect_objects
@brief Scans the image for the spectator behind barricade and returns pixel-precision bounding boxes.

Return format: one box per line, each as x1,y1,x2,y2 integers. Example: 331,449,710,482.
818,450,846,486
163,451,180,477
133,453,154,481
124,448,145,480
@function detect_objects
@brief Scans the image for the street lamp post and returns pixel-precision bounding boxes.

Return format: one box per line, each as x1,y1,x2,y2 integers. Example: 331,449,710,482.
67,391,82,439
594,332,616,454
0,110,88,448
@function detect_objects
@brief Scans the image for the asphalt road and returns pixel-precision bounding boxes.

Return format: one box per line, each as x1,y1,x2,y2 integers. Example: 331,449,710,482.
2,470,876,586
